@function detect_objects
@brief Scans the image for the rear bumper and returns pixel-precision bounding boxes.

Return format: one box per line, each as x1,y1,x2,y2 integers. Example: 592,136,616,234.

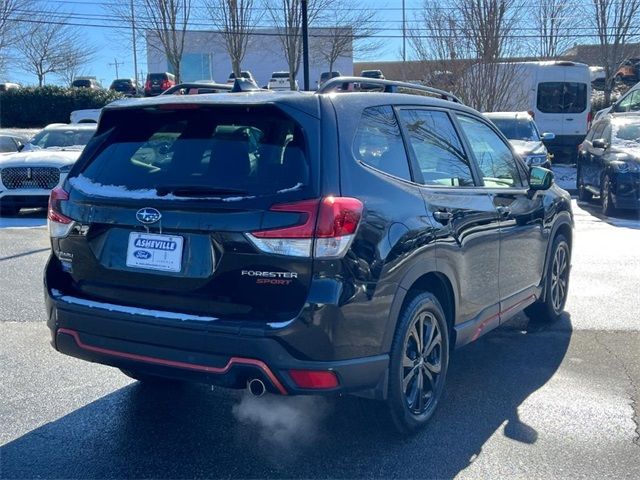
45,283,389,398
543,134,586,163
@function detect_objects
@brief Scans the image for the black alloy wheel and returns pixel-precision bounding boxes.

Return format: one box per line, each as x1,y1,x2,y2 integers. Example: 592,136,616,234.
577,167,592,202
388,292,449,434
601,174,615,216
525,234,571,322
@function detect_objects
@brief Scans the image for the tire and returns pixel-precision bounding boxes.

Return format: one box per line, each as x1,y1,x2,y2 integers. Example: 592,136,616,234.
0,201,19,216
577,167,592,202
120,368,184,386
525,234,571,322
601,174,616,216
387,292,449,434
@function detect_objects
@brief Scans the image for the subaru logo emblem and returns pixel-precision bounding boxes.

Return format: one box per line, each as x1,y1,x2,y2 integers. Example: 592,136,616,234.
136,207,161,225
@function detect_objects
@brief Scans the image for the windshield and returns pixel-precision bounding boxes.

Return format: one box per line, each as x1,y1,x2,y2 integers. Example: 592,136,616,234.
612,121,640,147
74,106,312,200
490,118,541,142
26,128,96,150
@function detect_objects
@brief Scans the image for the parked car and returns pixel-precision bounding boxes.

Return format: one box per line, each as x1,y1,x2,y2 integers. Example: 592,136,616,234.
0,123,96,215
71,78,102,90
485,61,592,162
0,135,27,154
319,71,341,86
590,66,606,90
44,78,573,434
593,81,640,122
109,78,139,96
485,111,554,168
161,82,232,95
268,72,296,91
226,71,254,84
615,58,640,83
0,82,20,92
70,109,101,124
577,114,640,215
144,72,176,97
361,69,385,79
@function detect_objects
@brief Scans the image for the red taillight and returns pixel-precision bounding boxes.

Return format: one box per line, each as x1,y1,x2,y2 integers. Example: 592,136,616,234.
144,80,151,91
161,80,171,90
248,197,363,258
252,197,363,239
289,369,339,389
587,111,593,126
48,187,71,224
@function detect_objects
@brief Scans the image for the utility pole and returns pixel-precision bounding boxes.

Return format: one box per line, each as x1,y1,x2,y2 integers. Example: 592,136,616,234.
402,0,406,62
302,0,310,91
131,0,138,87
108,58,125,79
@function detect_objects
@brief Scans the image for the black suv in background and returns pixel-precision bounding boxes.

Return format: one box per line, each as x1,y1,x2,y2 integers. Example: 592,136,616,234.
45,78,573,433
109,78,139,97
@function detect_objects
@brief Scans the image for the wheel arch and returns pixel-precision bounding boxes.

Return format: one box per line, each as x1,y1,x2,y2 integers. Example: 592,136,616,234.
540,212,573,301
383,263,458,353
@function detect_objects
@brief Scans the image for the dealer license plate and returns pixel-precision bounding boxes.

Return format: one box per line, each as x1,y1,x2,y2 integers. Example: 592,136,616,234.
126,232,184,273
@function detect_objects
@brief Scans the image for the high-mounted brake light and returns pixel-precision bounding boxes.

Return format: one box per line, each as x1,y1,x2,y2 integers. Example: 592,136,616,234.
247,197,363,258
48,187,75,238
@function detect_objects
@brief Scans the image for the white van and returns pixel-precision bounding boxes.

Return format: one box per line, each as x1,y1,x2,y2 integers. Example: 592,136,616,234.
498,61,592,162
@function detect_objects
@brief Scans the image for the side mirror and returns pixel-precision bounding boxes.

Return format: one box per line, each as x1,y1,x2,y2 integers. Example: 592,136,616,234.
541,132,555,141
529,166,554,191
592,138,608,149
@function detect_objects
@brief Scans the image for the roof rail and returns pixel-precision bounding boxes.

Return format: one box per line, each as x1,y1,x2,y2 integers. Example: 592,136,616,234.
316,76,463,104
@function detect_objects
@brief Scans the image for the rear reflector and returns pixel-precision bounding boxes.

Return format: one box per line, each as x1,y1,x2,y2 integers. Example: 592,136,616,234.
247,197,363,258
48,187,74,238
288,369,339,389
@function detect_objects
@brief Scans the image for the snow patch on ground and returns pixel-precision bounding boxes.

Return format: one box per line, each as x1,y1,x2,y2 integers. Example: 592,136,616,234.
552,164,576,192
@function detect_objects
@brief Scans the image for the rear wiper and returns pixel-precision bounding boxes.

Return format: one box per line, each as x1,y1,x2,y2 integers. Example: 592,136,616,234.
155,184,249,197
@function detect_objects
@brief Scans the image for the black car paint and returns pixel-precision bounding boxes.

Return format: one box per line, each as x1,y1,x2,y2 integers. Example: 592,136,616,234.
45,91,573,399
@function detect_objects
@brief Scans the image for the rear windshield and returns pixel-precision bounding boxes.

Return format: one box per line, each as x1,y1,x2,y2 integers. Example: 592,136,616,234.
490,118,540,141
73,107,312,201
272,73,289,79
112,80,132,88
72,80,91,87
148,74,170,81
537,82,587,113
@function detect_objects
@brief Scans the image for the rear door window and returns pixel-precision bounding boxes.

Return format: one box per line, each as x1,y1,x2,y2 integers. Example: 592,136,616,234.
75,107,312,200
537,82,587,113
353,105,411,181
399,109,475,187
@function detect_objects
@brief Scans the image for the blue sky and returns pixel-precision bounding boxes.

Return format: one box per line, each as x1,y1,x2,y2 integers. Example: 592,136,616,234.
12,0,412,87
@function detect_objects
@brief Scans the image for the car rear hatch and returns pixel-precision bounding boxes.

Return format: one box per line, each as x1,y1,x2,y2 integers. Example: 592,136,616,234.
51,101,322,323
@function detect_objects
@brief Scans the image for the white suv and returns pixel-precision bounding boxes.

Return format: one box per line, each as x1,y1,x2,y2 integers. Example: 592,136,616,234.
0,123,96,216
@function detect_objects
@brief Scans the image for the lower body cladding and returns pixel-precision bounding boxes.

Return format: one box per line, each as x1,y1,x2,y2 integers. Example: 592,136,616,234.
45,290,390,398
611,175,640,210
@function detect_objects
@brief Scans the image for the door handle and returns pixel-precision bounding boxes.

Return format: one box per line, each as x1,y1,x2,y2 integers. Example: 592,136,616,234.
566,118,574,121
496,206,511,217
433,210,453,224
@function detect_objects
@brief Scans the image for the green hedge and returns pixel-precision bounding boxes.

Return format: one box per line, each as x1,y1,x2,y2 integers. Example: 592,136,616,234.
0,86,124,128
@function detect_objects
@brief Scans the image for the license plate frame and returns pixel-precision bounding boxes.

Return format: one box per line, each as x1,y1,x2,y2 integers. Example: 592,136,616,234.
126,232,184,273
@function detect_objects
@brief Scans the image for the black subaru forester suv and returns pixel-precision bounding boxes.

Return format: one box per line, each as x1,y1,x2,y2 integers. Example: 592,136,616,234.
45,78,573,433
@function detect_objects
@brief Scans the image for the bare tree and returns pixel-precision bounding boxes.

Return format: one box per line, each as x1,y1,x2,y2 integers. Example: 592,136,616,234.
533,0,578,58
264,0,332,89
0,0,34,70
140,0,192,82
57,46,98,86
590,0,640,103
312,4,381,75
17,12,96,86
204,0,261,77
410,0,525,111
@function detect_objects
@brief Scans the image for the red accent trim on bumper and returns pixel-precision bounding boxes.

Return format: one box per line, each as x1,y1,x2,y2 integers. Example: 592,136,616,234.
57,328,288,395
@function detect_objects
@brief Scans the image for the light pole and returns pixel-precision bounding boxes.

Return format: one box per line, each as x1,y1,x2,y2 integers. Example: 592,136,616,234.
302,0,310,91
131,0,139,88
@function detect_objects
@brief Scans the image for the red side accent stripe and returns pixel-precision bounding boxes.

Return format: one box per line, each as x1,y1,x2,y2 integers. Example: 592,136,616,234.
471,294,537,342
57,328,288,395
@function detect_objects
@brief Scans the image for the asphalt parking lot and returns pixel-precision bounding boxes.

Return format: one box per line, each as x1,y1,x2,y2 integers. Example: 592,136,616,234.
0,200,639,479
